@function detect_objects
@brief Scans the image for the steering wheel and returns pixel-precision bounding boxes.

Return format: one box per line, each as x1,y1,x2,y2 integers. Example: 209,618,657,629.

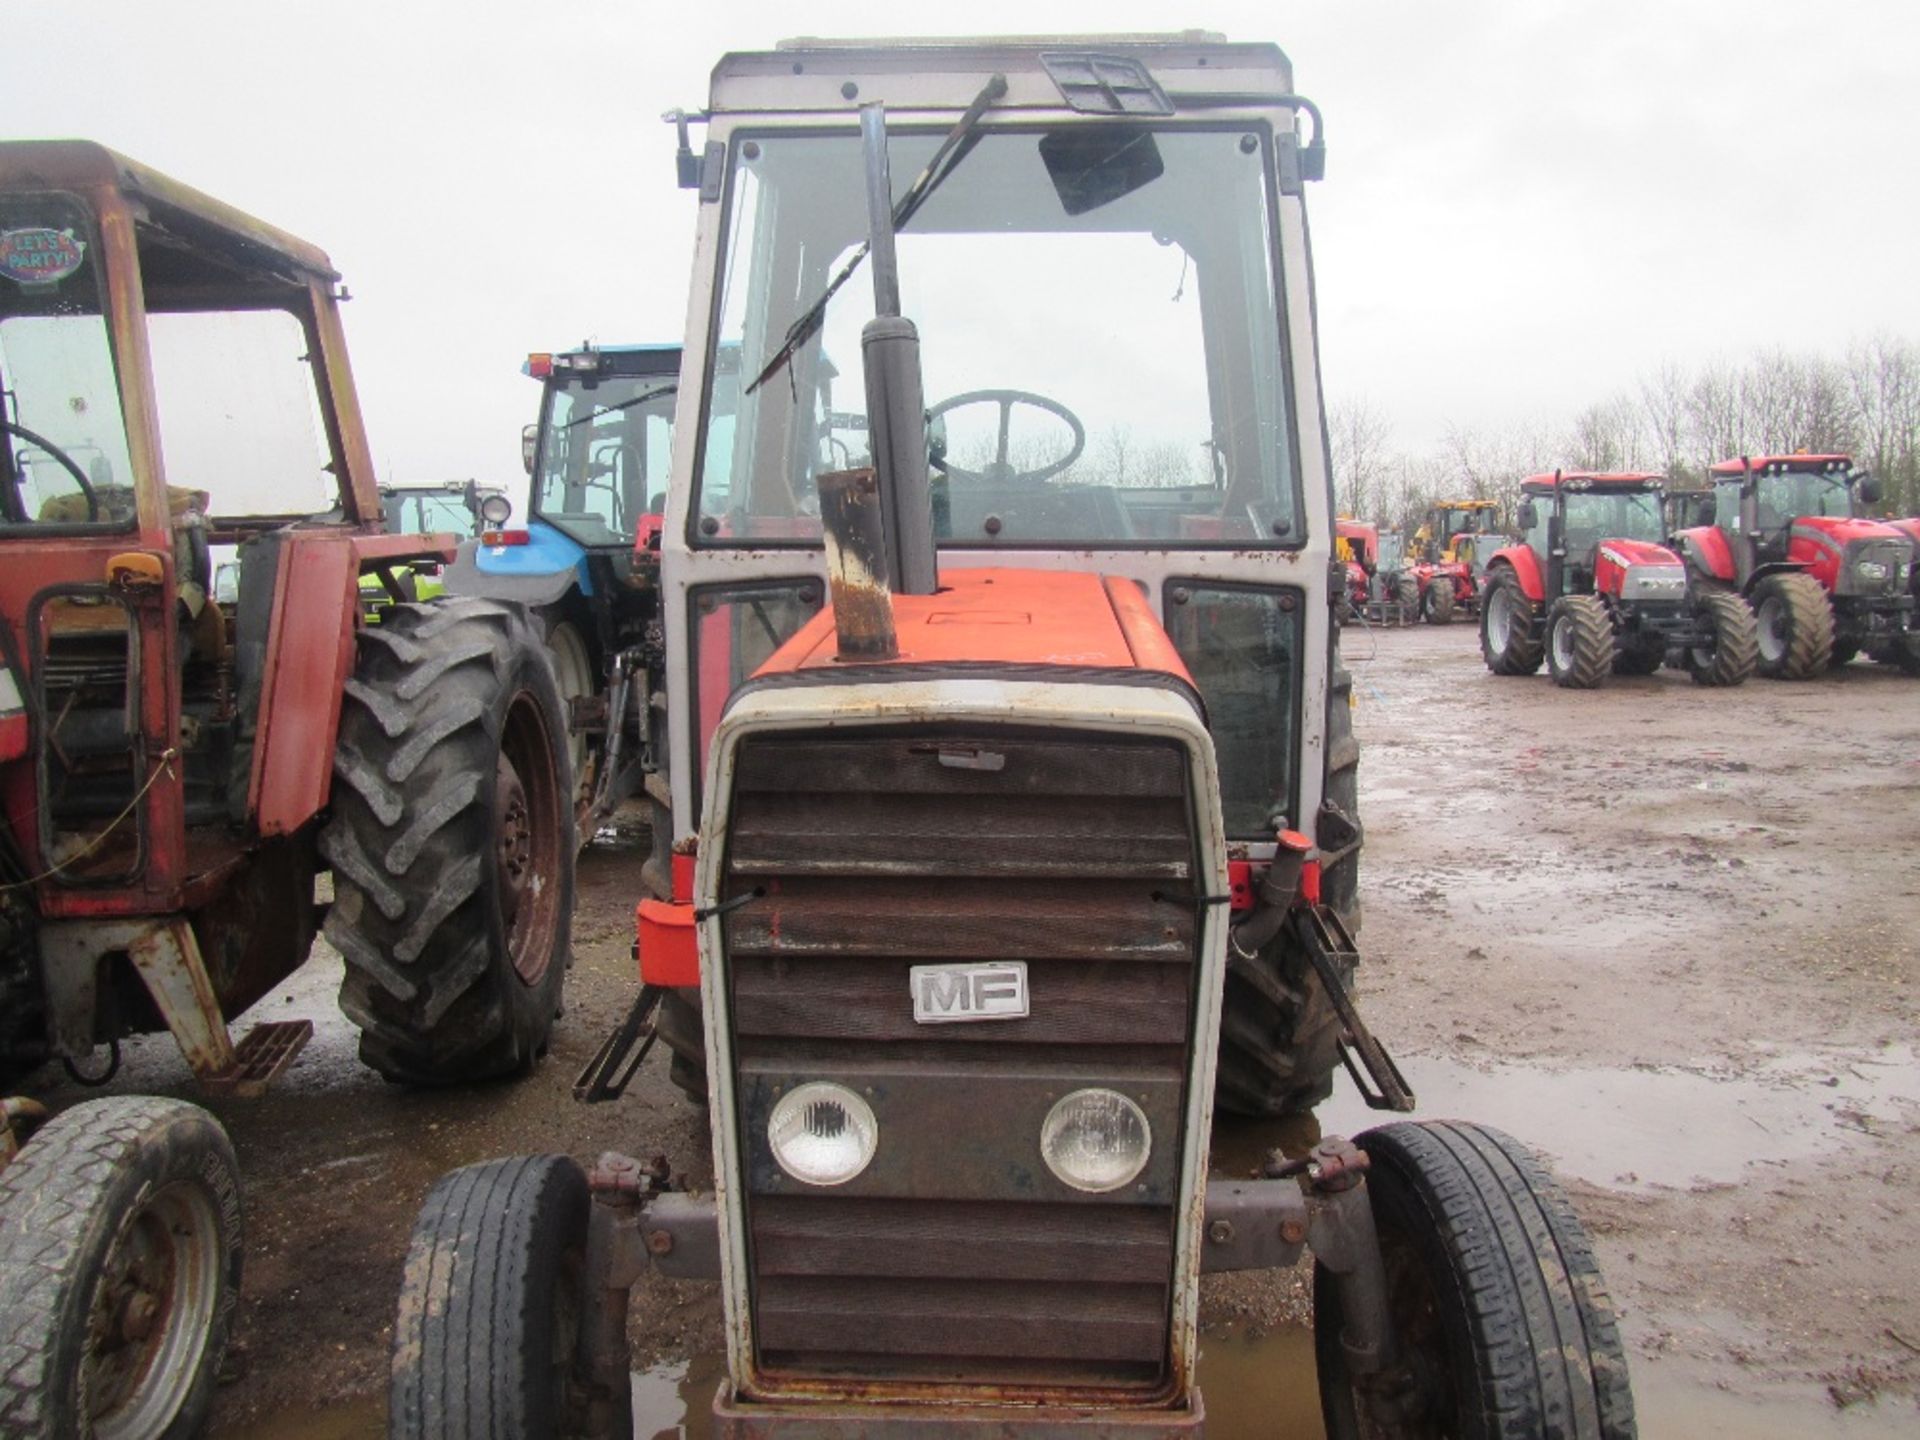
926,389,1086,485
1,419,99,522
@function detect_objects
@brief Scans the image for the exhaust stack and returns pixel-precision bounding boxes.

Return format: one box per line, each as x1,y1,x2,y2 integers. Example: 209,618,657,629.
818,468,899,660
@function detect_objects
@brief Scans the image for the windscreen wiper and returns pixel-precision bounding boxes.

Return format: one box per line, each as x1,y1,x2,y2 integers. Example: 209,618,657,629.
745,73,1008,397
565,383,678,429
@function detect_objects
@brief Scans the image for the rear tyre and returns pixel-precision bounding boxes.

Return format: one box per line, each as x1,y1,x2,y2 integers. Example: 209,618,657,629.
1479,571,1542,676
1316,1121,1636,1440
326,598,575,1084
1684,589,1758,687
1750,573,1833,679
0,1097,241,1440
1393,572,1420,625
1545,595,1615,689
1827,641,1859,668
540,613,595,804
390,1155,590,1440
1215,650,1361,1119
1422,576,1455,625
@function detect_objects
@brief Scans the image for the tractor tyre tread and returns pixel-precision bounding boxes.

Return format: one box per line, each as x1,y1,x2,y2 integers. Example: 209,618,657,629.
0,1097,241,1440
1685,589,1758,687
1752,573,1834,680
325,598,574,1086
1424,577,1457,625
1546,595,1615,690
1318,1120,1635,1440
1480,571,1544,676
390,1154,591,1440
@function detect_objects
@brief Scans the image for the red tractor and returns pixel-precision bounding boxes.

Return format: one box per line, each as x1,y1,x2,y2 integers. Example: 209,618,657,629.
0,143,573,1435
1671,454,1918,677
1481,470,1757,688
1334,516,1377,617
392,37,1633,1440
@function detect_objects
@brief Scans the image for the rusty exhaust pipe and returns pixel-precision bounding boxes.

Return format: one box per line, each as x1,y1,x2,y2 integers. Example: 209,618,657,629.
818,467,898,660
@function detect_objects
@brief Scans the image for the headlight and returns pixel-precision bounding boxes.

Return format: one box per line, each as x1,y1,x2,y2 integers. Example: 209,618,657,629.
480,492,513,526
1856,560,1890,582
768,1082,878,1186
1040,1088,1151,1193
1619,566,1687,601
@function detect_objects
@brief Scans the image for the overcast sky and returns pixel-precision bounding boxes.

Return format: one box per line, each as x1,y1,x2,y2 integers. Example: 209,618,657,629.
8,1,1918,485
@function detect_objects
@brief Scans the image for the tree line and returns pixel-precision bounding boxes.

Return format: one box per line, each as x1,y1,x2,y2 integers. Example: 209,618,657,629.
1332,334,1920,536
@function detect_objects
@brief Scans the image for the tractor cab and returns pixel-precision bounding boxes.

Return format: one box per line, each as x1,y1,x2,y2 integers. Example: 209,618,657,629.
1671,455,1917,677
1481,471,1755,688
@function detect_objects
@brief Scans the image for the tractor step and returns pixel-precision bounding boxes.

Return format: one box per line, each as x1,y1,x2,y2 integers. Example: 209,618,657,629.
1291,905,1416,1112
201,1019,313,1099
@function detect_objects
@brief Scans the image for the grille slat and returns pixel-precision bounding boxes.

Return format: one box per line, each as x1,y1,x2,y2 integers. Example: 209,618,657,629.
724,726,1198,1389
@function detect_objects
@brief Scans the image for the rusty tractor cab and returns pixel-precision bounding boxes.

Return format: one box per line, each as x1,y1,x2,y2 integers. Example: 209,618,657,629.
439,342,685,844
391,38,1635,1440
0,142,573,1435
1408,498,1500,623
1480,470,1756,689
1670,454,1918,678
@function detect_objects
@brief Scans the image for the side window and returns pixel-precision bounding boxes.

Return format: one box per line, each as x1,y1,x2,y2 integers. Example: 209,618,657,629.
1162,581,1302,838
688,579,823,801
146,307,335,519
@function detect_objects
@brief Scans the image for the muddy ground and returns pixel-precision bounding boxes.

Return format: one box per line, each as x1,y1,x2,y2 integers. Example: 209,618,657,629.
26,621,1920,1437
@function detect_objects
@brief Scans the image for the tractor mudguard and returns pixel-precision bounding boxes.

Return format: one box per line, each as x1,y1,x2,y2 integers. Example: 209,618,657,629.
440,520,591,608
1745,559,1812,595
1487,544,1544,601
1673,525,1736,585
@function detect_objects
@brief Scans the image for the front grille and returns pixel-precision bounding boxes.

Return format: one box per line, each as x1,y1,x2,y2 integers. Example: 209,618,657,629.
721,726,1200,1390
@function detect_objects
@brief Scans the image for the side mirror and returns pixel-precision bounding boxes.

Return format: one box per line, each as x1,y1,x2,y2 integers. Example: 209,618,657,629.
1515,499,1538,531
521,425,538,477
1856,471,1883,506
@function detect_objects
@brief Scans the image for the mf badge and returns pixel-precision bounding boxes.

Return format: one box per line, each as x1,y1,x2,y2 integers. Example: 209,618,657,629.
910,962,1028,1024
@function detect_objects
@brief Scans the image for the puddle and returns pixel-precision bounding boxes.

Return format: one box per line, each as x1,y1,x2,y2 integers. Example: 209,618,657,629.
1196,1324,1325,1437
634,1350,726,1440
1217,1044,1920,1191
210,1397,382,1439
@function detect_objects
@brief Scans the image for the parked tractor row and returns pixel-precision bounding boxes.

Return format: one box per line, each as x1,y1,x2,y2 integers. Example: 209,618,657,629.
0,36,1643,1440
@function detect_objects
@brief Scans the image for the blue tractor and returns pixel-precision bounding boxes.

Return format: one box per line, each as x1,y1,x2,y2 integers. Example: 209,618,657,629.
440,344,678,883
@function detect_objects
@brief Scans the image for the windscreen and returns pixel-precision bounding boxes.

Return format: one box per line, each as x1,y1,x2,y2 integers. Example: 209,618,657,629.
0,194,137,529
1561,489,1665,556
1755,470,1851,527
535,370,677,546
697,125,1297,548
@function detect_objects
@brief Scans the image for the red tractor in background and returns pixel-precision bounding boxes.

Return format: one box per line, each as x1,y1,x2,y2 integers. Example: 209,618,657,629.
1334,516,1377,617
1671,455,1918,677
1481,471,1756,688
0,143,573,1436
1408,498,1503,623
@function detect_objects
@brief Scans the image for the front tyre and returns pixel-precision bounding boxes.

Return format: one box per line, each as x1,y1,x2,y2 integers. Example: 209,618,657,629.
1393,571,1420,625
1545,595,1615,689
1750,572,1834,679
1683,589,1758,687
1479,571,1542,675
1316,1121,1636,1440
326,598,575,1084
1422,576,1456,625
391,1155,591,1440
0,1097,242,1440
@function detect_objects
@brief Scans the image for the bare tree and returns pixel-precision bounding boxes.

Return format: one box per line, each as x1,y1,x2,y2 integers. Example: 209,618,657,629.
1327,399,1393,518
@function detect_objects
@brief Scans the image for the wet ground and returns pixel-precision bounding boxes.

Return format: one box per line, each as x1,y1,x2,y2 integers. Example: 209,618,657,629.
24,622,1920,1436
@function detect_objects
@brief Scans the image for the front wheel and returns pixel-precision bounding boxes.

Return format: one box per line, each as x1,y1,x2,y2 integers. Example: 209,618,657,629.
1545,594,1615,689
1422,576,1455,625
1316,1121,1636,1440
1479,571,1542,676
1393,572,1420,625
1683,589,1758,687
326,598,576,1084
1750,573,1834,679
0,1097,242,1440
391,1155,591,1439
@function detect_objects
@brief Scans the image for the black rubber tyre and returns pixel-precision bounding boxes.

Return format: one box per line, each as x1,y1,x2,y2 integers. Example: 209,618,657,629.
391,1155,591,1440
1544,595,1615,689
1750,572,1833,679
325,598,575,1084
1394,571,1420,625
1422,576,1456,625
0,1097,242,1440
1316,1121,1636,1440
1682,588,1759,687
1215,648,1362,1119
1479,570,1542,676
1609,633,1664,676
1889,633,1920,676
1827,641,1859,667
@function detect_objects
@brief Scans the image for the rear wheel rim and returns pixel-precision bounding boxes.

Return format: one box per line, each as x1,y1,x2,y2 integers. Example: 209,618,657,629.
1757,596,1788,664
85,1181,221,1440
1551,612,1575,669
1486,589,1512,650
498,691,563,987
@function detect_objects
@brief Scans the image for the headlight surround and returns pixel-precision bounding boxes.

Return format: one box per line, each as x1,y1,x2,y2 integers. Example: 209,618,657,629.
1856,559,1890,583
1040,1088,1152,1193
1618,565,1688,602
768,1082,879,1187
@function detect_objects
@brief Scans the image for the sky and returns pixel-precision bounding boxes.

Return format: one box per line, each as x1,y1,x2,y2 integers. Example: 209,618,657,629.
6,1,1918,486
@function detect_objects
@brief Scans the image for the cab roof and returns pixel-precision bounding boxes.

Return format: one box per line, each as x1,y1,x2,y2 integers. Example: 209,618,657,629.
0,140,338,282
710,35,1291,114
1708,454,1852,477
1521,471,1664,492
